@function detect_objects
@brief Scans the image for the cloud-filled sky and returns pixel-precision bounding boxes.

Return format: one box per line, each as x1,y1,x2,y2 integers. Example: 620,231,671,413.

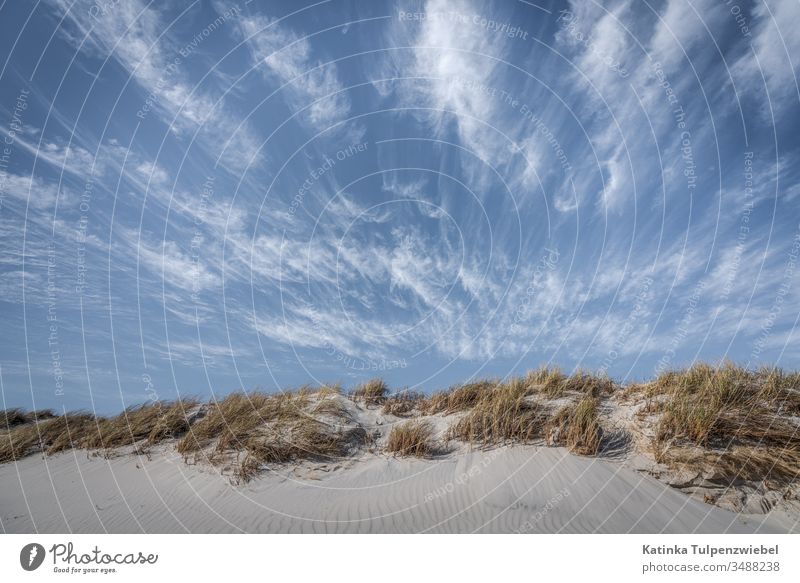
0,0,798,412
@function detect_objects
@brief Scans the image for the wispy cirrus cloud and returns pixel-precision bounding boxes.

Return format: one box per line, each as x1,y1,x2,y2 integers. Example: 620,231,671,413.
236,13,352,130
733,0,800,117
2,0,799,411
46,0,260,171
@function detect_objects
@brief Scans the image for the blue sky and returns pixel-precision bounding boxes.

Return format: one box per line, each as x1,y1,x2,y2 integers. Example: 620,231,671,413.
0,0,798,413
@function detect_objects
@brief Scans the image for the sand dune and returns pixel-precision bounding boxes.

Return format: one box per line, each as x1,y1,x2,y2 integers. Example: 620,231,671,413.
1,446,793,533
3,367,799,533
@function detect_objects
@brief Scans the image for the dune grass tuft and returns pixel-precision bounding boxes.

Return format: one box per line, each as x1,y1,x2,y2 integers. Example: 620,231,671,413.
661,446,800,485
1,413,98,462
382,391,424,417
0,408,29,428
650,363,797,448
176,391,309,455
1,408,55,428
316,383,343,397
755,366,800,413
447,379,544,445
84,400,198,450
311,393,350,418
422,381,494,415
563,370,615,398
386,420,436,457
174,389,361,482
351,378,388,406
635,362,800,484
236,416,370,482
1,401,200,463
526,366,567,398
547,397,603,455
146,399,200,443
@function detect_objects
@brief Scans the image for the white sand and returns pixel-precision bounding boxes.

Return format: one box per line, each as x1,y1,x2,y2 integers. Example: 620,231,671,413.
1,446,794,533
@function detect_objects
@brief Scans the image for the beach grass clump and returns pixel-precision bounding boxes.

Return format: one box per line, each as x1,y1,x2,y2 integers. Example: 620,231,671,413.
316,383,343,397
717,447,800,484
0,412,100,462
661,446,800,485
386,420,436,457
44,414,102,454
1,421,38,462
447,381,545,445
546,397,603,455
755,366,800,413
645,363,800,484
311,393,350,418
146,399,199,443
241,420,350,464
176,391,310,455
526,366,567,398
422,380,493,415
310,384,351,417
563,370,615,398
382,391,424,417
351,378,388,406
177,393,266,455
236,419,364,482
0,408,30,428
84,400,198,450
525,367,613,399
1,408,56,428
715,446,800,483
653,362,777,447
1,401,199,461
175,390,360,481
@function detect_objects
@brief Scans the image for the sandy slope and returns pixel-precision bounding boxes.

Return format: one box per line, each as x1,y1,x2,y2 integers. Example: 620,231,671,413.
1,446,794,533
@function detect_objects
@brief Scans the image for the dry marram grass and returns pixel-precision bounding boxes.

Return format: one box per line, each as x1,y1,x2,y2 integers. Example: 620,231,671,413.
84,400,198,450
382,391,424,417
352,379,388,405
386,420,436,457
422,381,493,415
546,397,603,455
447,379,545,445
629,362,800,484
